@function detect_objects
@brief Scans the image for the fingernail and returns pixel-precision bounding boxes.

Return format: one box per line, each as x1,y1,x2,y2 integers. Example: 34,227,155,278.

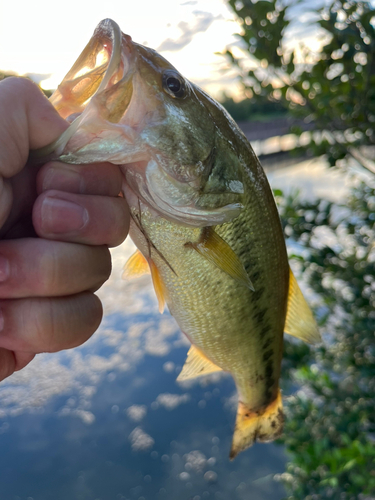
43,167,84,193
0,255,10,282
41,197,89,234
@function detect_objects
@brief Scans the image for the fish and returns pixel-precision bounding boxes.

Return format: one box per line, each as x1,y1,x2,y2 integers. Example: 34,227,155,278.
31,19,321,458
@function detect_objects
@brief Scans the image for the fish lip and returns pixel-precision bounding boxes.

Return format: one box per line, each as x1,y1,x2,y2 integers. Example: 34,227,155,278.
29,19,136,163
51,19,130,120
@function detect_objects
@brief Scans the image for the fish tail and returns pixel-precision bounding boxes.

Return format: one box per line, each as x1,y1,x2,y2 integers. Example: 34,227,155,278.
229,390,284,459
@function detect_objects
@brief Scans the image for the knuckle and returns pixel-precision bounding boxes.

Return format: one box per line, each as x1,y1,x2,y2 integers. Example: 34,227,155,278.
27,297,66,353
37,246,61,295
20,297,69,354
0,76,36,96
28,298,57,352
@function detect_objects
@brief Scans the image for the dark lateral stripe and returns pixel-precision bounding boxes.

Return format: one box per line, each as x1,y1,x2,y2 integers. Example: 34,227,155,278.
263,337,272,350
264,359,275,400
262,349,273,362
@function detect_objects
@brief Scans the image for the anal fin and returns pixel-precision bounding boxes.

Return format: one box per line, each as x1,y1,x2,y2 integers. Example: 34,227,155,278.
177,345,223,381
122,249,150,280
285,268,321,344
230,390,284,460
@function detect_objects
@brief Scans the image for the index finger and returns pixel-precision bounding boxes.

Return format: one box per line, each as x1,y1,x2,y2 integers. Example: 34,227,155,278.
0,77,68,178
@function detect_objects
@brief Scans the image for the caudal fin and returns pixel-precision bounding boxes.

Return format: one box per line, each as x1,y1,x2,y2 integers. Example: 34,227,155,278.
230,390,284,459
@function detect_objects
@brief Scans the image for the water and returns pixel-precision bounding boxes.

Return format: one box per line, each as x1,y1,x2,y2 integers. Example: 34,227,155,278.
0,158,348,500
0,236,287,499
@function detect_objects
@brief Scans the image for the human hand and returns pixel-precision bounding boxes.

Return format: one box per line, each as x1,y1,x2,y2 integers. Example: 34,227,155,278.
0,77,129,382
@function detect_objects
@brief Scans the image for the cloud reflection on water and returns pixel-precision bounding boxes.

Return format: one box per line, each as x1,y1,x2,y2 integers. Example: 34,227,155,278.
0,239,185,422
2,162,345,497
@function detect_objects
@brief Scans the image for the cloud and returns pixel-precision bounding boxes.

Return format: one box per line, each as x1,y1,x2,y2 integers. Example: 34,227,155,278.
0,240,182,423
163,361,175,373
126,404,147,422
155,393,190,410
184,450,207,473
128,427,155,451
157,12,224,52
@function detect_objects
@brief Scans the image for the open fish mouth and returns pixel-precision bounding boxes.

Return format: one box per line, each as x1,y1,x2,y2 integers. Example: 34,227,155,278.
30,19,245,227
31,19,138,163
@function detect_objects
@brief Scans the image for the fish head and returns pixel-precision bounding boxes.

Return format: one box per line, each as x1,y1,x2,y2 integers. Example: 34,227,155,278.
33,19,246,226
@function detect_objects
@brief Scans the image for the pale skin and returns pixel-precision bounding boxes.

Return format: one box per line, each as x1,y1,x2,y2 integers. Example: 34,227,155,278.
0,77,130,382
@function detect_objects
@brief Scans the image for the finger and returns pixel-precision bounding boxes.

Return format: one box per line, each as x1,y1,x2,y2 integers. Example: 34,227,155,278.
14,351,36,371
0,77,67,178
0,177,13,228
0,292,102,353
37,161,123,196
33,190,130,247
0,348,15,382
0,349,36,383
0,238,111,299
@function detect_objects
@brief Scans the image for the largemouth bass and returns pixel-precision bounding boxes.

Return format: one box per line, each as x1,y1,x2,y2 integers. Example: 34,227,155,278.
32,19,320,458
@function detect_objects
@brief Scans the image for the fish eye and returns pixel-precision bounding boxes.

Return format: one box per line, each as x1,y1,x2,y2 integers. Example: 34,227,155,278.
162,70,186,98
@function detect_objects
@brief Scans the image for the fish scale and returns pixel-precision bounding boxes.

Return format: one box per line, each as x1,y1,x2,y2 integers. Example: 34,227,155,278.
30,18,321,458
128,141,288,410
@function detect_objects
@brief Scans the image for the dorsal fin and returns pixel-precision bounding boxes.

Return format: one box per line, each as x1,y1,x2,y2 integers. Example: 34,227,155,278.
149,260,167,314
285,268,321,344
177,345,223,381
122,249,150,280
187,227,254,291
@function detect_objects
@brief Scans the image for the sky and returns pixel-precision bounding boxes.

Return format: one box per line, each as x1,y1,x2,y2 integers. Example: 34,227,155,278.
0,0,243,99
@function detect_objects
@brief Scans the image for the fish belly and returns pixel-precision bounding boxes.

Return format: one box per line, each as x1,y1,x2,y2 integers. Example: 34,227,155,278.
128,199,288,413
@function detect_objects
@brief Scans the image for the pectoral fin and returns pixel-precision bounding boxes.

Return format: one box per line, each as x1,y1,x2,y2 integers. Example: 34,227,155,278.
284,268,321,344
177,345,223,381
149,260,167,314
187,228,254,291
122,249,150,279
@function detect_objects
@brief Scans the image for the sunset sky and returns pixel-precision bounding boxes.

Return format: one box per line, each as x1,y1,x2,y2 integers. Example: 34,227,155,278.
0,0,243,99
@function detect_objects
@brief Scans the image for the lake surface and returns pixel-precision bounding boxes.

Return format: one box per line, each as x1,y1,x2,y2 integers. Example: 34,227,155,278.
0,158,348,500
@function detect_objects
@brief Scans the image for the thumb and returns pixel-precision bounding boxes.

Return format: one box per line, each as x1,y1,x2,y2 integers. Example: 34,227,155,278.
0,77,68,179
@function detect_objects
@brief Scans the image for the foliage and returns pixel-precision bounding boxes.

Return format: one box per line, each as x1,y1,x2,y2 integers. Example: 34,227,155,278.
219,93,288,121
225,7,375,491
225,0,375,172
0,71,16,80
276,179,375,498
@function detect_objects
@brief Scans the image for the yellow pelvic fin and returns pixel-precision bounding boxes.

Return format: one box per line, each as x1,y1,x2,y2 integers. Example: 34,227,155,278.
285,268,321,345
177,345,223,381
188,227,254,291
230,390,284,460
122,249,150,280
149,260,167,314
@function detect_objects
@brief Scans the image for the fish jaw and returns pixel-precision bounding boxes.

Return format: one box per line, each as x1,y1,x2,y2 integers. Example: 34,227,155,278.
30,20,163,165
123,161,243,227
